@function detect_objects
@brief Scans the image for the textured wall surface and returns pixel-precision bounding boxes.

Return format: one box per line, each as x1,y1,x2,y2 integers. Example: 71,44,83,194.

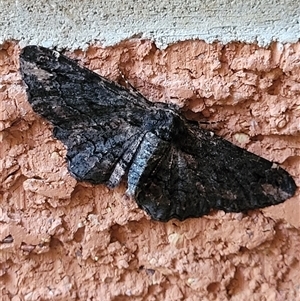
0,0,299,49
1,0,300,300
0,40,299,300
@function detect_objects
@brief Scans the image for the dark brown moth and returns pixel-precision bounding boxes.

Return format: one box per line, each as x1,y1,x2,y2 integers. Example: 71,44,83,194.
19,46,296,221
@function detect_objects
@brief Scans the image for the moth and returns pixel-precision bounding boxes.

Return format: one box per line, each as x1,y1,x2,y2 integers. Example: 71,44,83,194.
19,46,296,222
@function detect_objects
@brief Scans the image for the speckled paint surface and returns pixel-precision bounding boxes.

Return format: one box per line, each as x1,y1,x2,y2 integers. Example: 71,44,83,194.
1,0,299,48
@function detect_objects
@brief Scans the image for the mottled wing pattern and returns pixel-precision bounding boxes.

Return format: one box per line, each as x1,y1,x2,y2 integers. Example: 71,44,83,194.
133,122,296,221
20,46,296,222
20,46,151,186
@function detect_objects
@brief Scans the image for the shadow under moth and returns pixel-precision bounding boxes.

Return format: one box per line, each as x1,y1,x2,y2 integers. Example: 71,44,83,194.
19,46,296,222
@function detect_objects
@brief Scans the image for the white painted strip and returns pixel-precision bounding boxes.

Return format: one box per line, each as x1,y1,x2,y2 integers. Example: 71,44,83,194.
0,0,299,48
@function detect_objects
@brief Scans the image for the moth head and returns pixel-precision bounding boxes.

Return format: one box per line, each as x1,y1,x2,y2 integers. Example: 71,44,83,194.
149,108,184,141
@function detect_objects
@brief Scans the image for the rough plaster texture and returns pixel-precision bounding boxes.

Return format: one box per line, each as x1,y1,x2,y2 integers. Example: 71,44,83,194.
0,40,300,300
0,0,299,49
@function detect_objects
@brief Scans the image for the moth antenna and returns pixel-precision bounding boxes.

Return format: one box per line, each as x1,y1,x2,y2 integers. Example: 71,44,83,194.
118,68,151,103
